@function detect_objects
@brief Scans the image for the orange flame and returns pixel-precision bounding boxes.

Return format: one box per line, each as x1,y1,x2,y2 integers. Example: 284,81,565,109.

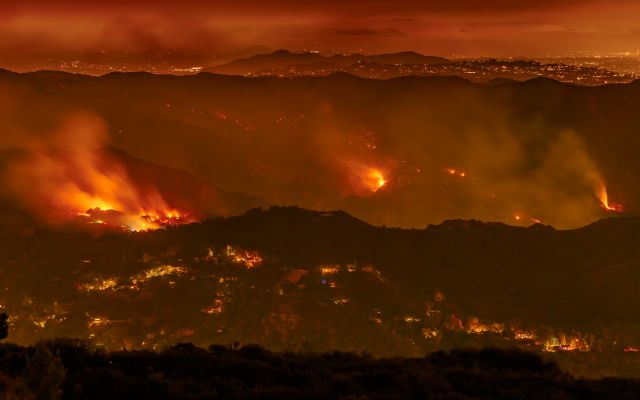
355,166,387,194
597,184,623,212
342,159,388,196
367,169,386,192
446,168,466,178
6,113,193,231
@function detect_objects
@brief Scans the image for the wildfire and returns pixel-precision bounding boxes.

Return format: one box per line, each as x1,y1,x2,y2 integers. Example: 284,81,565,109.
142,265,187,280
354,166,386,193
367,169,386,191
513,214,542,225
202,299,224,315
598,184,623,212
80,207,190,231
320,265,340,276
514,331,537,341
446,168,466,178
7,114,196,231
225,245,263,269
88,316,111,328
78,278,118,293
342,158,389,196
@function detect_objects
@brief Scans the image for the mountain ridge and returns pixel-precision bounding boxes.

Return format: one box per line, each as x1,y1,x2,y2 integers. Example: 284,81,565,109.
204,49,450,75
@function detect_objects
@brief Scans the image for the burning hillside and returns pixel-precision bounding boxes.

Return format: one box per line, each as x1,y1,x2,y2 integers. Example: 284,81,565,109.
345,162,388,195
0,113,264,231
3,113,194,230
0,72,634,230
597,183,623,213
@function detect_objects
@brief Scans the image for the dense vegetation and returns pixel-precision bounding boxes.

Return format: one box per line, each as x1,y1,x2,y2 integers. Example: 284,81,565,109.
1,341,639,399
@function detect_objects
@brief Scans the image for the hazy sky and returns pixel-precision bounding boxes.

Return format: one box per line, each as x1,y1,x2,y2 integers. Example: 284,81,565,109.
2,0,640,68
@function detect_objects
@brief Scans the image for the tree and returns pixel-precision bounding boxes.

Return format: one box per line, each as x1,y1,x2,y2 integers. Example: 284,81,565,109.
0,313,8,340
26,342,66,400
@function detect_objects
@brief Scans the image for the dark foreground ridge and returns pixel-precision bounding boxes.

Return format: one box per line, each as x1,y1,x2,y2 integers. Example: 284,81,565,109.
1,341,639,400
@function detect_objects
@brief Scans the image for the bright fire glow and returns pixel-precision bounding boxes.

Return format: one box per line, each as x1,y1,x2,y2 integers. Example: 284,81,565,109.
226,245,263,269
80,207,190,232
367,169,386,191
598,184,623,212
6,114,195,231
513,214,542,225
446,168,466,178
344,160,389,196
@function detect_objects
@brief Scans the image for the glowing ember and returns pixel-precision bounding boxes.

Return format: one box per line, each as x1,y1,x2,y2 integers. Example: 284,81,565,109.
334,298,349,305
225,245,263,269
446,168,466,178
598,184,623,212
80,207,190,231
142,265,187,280
514,331,537,340
78,278,119,293
320,265,340,276
202,299,224,315
88,316,111,328
75,197,192,232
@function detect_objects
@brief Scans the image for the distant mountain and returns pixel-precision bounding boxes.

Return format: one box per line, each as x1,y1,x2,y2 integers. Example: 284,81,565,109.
204,53,637,85
205,49,449,75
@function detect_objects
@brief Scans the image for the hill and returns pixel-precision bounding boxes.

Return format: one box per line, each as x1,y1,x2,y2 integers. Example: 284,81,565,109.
2,206,640,377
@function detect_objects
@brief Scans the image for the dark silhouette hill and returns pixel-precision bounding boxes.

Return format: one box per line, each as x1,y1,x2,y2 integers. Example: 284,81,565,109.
2,342,639,399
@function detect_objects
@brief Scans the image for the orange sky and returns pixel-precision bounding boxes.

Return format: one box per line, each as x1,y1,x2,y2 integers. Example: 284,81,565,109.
1,0,640,69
